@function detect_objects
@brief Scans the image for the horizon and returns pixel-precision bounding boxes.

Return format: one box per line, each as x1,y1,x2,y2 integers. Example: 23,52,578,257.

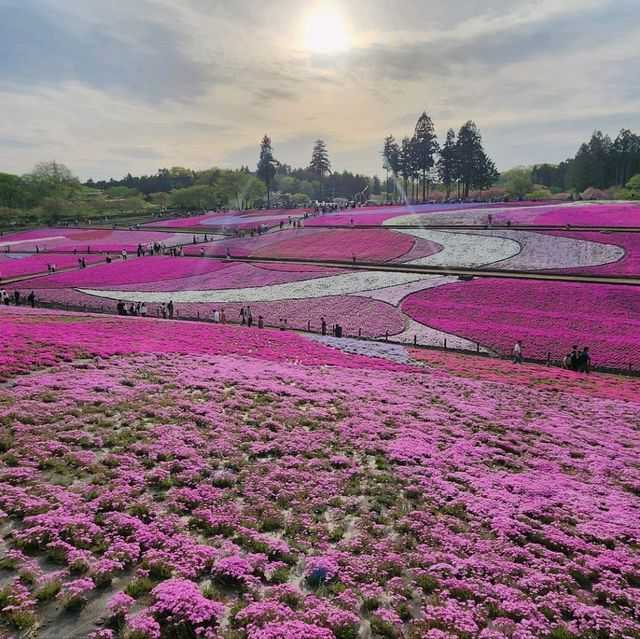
1,0,639,181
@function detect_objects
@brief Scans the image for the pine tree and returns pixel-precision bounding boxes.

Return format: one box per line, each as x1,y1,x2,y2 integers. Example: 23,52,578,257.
309,139,331,201
413,112,439,202
256,135,278,208
437,129,457,199
455,121,498,198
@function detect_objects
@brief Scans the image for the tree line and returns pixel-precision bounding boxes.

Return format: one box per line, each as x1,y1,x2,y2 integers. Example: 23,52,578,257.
503,129,640,198
382,114,499,202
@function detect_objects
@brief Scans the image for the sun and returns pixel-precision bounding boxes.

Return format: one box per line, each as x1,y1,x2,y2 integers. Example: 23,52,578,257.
302,8,350,54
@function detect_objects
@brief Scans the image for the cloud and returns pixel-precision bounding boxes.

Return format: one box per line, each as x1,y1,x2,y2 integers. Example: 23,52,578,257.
0,0,639,180
0,0,219,100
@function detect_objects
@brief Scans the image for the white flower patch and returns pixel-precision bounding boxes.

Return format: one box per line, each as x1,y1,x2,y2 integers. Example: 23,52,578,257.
305,334,413,364
353,275,459,305
456,229,625,271
398,229,522,268
390,318,494,354
78,270,429,304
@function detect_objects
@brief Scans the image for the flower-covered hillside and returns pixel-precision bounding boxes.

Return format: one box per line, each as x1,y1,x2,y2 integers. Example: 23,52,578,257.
0,309,639,639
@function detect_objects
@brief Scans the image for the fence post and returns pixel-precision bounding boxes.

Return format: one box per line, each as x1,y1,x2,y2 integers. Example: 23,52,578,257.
385,331,388,341
477,342,480,352
307,320,311,332
358,327,361,339
444,338,447,350
197,311,200,319
413,334,417,346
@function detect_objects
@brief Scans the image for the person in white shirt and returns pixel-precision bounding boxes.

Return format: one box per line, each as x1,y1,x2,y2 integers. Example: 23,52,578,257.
512,340,523,364
212,309,220,323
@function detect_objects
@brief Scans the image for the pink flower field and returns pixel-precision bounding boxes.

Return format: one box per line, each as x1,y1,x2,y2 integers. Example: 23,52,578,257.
1,228,202,253
250,228,418,262
0,308,639,638
0,253,105,280
402,279,640,369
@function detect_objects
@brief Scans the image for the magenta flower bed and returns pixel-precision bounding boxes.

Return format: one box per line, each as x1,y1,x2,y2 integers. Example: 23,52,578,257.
7,257,235,290
0,308,638,638
1,228,194,252
250,229,416,262
402,279,640,369
0,308,410,380
0,253,104,280
535,202,640,227
15,287,404,338
110,263,346,293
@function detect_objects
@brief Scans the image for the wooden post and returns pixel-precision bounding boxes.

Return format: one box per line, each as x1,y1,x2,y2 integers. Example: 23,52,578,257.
385,331,388,341
413,334,417,346
444,338,447,350
358,328,362,339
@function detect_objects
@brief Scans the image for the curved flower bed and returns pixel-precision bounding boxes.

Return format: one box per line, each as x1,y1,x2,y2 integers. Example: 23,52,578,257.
0,253,104,280
13,287,404,338
250,229,416,262
544,230,640,276
402,279,640,369
1,229,202,252
8,257,235,289
391,202,640,228
0,308,638,637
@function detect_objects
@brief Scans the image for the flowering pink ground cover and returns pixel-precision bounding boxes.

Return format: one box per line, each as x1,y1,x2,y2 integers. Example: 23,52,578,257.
11,287,404,338
0,308,638,638
407,347,640,403
0,253,104,280
395,203,640,228
1,228,196,252
250,229,417,262
7,256,235,289
402,279,640,369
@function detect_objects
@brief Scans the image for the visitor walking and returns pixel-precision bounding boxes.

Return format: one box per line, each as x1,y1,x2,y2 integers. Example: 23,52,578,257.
512,340,523,364
257,315,264,329
220,309,227,324
563,345,579,371
240,307,246,325
577,347,591,373
161,303,167,319
168,300,174,319
27,291,35,308
321,316,327,335
140,302,147,317
212,309,220,323
247,306,253,327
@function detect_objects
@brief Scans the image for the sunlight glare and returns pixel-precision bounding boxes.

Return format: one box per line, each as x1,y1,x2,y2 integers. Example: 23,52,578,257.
302,8,350,54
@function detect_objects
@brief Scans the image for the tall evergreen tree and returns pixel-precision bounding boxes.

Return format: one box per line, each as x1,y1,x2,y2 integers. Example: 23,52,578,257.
413,112,439,202
309,139,331,200
382,135,396,203
398,137,413,203
455,121,498,198
437,129,457,199
256,135,278,208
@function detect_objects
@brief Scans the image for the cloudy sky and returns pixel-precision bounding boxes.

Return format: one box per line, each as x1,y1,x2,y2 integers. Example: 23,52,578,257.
1,0,639,181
